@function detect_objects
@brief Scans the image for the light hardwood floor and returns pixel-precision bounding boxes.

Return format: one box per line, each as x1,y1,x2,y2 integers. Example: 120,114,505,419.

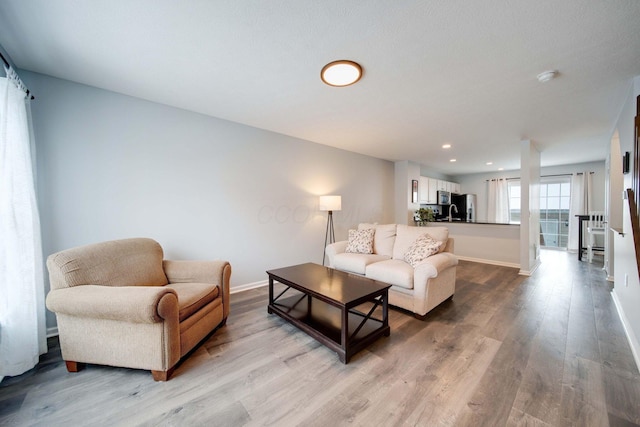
1,250,639,426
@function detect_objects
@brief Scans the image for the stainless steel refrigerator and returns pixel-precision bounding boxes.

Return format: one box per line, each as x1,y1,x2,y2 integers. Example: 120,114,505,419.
451,194,476,221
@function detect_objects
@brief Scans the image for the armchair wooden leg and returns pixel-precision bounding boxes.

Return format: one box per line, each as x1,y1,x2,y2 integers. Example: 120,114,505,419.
65,361,83,372
151,367,174,382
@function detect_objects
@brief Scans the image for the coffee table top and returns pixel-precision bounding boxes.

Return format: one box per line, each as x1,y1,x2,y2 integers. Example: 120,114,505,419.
266,262,390,306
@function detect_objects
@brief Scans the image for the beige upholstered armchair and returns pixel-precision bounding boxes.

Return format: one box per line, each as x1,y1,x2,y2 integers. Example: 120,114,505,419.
46,238,231,381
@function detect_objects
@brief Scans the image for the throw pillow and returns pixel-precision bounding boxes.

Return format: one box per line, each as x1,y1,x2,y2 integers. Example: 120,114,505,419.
345,228,376,254
404,234,443,267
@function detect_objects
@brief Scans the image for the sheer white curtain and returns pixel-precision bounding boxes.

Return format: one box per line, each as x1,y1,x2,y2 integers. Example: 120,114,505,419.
0,70,46,382
487,178,509,223
567,172,593,252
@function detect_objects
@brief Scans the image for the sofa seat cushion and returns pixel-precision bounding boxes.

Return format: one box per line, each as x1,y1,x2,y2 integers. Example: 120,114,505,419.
333,253,390,275
166,282,220,322
365,259,414,290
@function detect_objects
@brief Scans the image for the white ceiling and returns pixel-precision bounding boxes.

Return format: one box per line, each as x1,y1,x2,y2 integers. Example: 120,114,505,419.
1,0,639,175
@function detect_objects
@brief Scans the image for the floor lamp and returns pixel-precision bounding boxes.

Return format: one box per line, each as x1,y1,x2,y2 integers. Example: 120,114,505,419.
320,195,341,266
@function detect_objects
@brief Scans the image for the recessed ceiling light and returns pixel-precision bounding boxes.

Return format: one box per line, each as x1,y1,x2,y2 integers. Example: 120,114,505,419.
486,162,493,165
442,144,451,149
537,70,558,83
321,60,363,87
450,159,457,162
498,167,504,171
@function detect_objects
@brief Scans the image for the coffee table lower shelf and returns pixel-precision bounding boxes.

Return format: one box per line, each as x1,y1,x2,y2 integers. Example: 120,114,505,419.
268,292,389,363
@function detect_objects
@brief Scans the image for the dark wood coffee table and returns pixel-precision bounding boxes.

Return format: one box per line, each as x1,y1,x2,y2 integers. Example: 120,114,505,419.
266,263,390,363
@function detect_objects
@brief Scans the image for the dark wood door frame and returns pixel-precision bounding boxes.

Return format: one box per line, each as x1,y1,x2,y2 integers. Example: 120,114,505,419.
633,95,640,217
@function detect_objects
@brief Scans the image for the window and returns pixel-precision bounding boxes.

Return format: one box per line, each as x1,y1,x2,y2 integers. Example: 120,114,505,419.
508,180,520,224
539,177,571,248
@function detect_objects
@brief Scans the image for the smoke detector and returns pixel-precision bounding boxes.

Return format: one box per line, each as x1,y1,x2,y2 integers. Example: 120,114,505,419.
537,70,558,83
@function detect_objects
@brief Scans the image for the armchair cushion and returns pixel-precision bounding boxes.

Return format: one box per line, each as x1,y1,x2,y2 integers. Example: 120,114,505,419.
47,238,168,289
166,282,219,322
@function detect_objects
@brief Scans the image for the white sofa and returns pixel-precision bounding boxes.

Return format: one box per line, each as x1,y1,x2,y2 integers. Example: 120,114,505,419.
325,223,458,319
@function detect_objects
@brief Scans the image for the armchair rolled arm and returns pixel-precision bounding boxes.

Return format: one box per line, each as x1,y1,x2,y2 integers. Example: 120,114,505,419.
46,285,178,324
163,260,231,320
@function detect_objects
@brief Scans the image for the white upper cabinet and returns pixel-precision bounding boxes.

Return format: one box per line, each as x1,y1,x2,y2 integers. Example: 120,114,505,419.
418,176,430,204
420,177,460,203
427,178,438,204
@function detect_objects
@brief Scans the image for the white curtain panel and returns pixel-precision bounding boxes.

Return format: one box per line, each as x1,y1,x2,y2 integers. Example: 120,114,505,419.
567,172,593,252
487,178,509,223
0,76,46,382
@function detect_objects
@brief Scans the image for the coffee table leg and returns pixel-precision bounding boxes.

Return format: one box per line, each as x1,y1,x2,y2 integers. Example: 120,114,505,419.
341,307,349,363
267,276,274,314
383,291,390,337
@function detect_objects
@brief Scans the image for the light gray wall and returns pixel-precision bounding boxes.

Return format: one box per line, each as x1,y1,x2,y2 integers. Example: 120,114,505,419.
453,161,606,222
21,71,394,330
612,75,640,369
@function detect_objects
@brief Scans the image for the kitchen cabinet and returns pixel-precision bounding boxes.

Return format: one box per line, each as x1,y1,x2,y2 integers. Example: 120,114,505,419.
428,178,438,203
420,176,460,204
419,176,439,204
418,176,430,204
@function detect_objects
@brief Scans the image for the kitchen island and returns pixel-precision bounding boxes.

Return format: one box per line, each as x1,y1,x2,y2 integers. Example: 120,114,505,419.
426,220,520,268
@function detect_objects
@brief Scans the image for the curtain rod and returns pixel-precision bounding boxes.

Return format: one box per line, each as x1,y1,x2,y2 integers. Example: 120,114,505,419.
486,172,594,182
0,51,34,99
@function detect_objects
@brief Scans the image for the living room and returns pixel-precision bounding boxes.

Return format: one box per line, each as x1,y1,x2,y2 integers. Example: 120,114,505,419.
2,1,640,425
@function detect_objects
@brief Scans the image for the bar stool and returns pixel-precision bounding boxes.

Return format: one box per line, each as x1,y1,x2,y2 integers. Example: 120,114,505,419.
586,211,606,263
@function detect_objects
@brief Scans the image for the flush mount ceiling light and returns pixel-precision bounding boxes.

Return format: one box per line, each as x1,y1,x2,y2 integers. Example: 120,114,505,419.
442,144,452,149
321,60,362,87
537,70,558,83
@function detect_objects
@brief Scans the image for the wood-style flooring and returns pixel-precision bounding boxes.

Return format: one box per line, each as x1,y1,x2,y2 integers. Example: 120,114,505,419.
1,250,639,426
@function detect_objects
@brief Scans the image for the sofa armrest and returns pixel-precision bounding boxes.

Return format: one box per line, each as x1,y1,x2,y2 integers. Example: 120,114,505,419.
325,241,348,267
413,252,459,295
163,260,231,320
415,252,459,277
46,285,178,323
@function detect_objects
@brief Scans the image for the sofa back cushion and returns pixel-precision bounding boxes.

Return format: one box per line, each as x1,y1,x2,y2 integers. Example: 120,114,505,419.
392,225,449,260
47,238,169,290
358,223,397,257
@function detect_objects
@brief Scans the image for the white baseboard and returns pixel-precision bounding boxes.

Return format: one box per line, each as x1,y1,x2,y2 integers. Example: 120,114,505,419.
519,258,541,276
612,291,640,373
230,280,268,294
456,255,520,270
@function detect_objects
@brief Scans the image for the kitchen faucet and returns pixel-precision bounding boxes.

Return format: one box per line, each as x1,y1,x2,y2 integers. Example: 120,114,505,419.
448,204,458,222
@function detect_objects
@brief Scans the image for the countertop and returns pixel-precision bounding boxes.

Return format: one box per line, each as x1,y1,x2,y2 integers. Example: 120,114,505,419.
427,219,519,226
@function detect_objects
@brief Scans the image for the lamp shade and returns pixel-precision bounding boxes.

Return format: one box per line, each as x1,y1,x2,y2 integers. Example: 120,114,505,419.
319,195,341,212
